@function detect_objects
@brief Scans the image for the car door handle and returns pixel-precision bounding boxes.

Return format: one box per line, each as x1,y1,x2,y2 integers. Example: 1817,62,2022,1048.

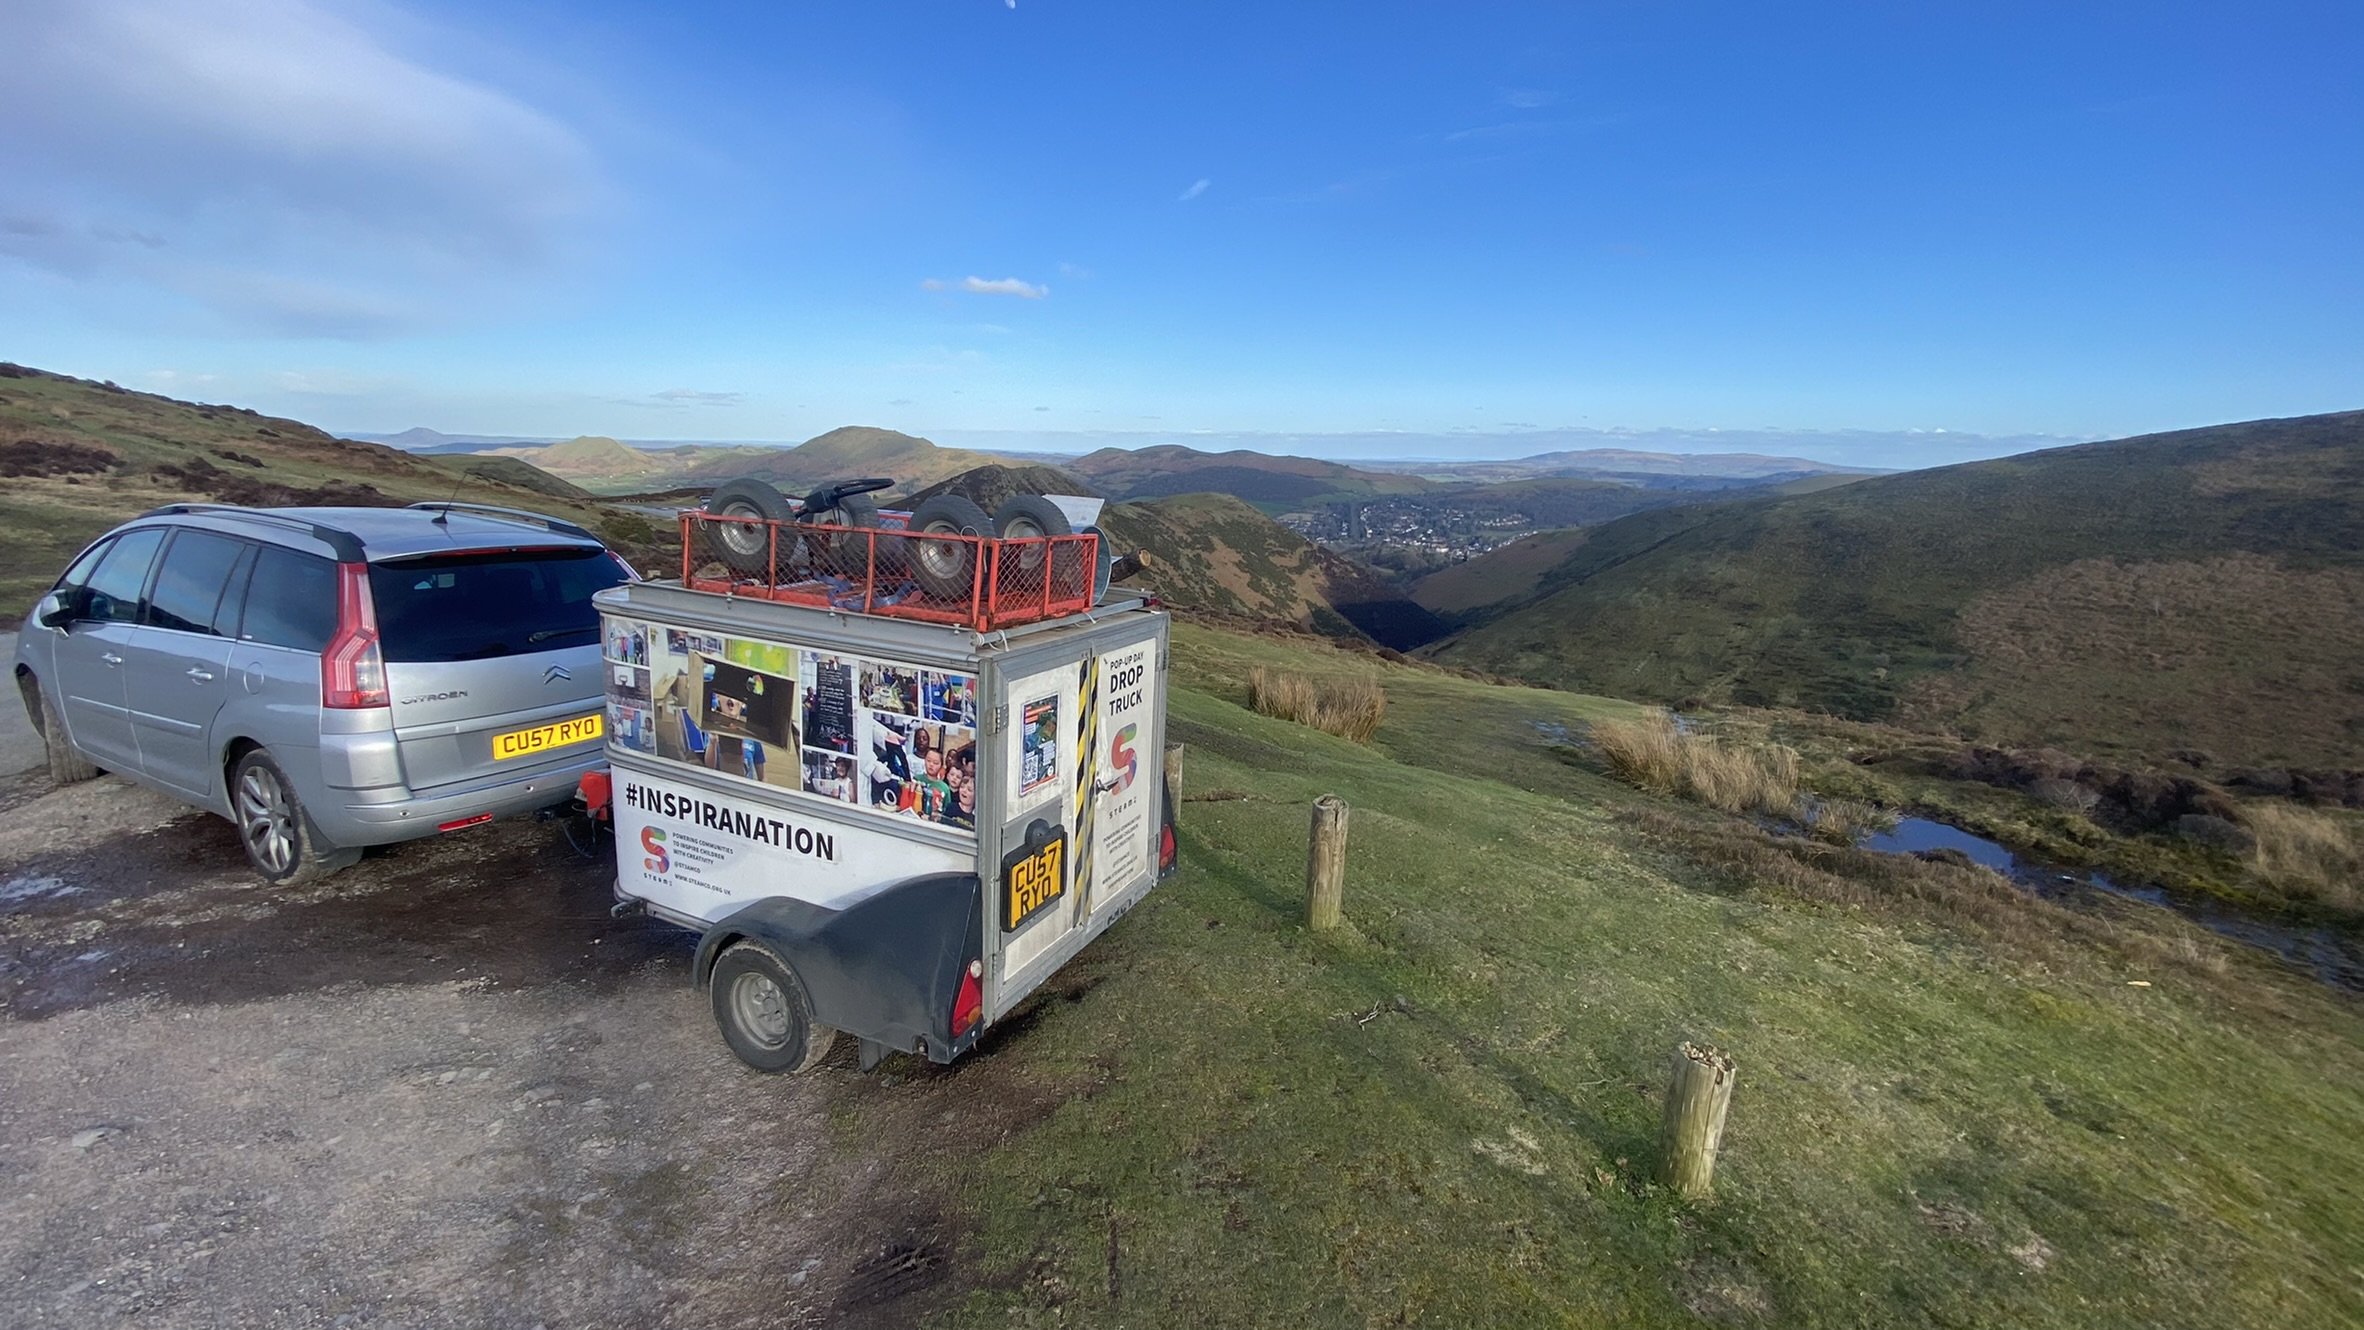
101,652,124,666
187,667,216,683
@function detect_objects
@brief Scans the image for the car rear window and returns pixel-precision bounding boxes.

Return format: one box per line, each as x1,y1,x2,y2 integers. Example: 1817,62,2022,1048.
370,547,625,663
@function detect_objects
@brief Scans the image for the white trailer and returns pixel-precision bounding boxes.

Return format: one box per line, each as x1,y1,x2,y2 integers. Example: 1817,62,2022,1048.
584,506,1173,1072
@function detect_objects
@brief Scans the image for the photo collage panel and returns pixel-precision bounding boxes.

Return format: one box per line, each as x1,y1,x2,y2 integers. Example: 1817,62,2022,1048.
601,616,978,836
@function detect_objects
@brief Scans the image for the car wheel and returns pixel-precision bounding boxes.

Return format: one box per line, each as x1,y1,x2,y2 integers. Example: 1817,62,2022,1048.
705,478,796,576
31,680,100,785
710,941,838,1073
901,495,993,600
230,749,360,885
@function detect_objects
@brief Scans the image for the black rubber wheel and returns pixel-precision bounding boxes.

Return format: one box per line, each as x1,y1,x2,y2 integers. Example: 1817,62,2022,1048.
902,495,993,599
799,491,881,572
30,679,99,785
1081,524,1114,603
710,941,838,1073
228,749,361,884
991,494,1072,581
706,478,796,576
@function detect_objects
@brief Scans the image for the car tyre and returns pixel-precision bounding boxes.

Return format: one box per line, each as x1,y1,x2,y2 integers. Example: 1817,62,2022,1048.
230,748,360,885
31,680,100,785
710,941,838,1073
902,495,993,600
800,491,882,574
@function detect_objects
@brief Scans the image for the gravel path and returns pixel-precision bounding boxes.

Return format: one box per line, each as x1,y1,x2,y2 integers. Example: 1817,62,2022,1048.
0,776,967,1328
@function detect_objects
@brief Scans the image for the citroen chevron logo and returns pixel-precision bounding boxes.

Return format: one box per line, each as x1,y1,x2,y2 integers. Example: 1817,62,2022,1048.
545,665,572,684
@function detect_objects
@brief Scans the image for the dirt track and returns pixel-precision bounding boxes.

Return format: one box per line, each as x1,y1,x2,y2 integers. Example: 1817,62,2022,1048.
0,761,982,1328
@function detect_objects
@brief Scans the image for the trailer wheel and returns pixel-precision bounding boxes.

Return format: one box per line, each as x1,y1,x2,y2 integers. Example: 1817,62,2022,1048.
710,941,839,1073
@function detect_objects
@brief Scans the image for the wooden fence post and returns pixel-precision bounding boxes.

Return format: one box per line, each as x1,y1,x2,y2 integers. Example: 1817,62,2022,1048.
1661,1042,1737,1199
1305,794,1349,930
1163,743,1185,804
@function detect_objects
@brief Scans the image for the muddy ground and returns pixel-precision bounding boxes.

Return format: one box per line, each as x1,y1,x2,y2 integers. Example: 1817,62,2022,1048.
0,752,1021,1328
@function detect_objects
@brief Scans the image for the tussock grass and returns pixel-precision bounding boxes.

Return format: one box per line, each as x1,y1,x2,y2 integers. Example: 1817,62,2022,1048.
1245,666,1387,743
1592,709,1801,817
2249,803,2364,911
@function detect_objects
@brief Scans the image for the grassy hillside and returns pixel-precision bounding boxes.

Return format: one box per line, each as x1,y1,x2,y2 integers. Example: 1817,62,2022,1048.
897,622,2363,1328
907,465,1443,646
1429,411,2364,768
1071,443,1438,506
1410,526,1597,615
0,363,667,609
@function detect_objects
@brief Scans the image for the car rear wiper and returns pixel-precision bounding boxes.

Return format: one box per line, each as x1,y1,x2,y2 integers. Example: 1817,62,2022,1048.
527,625,596,645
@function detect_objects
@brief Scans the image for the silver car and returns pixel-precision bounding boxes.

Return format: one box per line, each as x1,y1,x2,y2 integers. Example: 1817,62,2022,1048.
13,502,632,882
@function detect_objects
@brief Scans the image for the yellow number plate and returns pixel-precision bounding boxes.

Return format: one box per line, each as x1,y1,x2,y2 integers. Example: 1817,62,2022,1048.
492,713,604,761
1003,833,1066,932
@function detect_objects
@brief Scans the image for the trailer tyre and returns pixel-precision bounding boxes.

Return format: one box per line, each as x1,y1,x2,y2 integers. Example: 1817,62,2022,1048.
706,478,796,576
711,941,839,1073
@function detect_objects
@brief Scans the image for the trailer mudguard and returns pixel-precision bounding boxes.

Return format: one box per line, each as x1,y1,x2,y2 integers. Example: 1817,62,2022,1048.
692,871,984,1063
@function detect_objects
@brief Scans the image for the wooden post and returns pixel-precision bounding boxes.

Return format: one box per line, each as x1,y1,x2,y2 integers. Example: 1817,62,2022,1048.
1305,794,1349,930
1162,743,1186,803
1661,1042,1737,1199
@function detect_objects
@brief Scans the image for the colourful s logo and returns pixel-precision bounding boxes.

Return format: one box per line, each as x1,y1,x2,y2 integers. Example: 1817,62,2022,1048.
1111,723,1139,792
640,826,669,874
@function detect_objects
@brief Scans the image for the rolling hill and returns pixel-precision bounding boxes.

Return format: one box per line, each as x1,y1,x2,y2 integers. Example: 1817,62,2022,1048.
677,425,1004,498
1068,443,1439,507
0,363,666,609
908,464,1444,646
1427,410,2364,767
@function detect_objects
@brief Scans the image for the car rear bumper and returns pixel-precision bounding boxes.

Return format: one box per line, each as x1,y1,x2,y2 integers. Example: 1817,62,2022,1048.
309,749,603,847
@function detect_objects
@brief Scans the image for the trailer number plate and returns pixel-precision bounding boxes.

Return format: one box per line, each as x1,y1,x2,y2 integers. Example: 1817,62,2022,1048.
492,713,604,761
1002,822,1067,932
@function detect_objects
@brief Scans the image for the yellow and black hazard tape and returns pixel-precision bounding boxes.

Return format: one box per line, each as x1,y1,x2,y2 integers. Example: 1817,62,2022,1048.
1068,654,1099,922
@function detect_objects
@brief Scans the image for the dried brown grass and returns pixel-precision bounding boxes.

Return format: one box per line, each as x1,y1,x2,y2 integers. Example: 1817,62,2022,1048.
1246,667,1387,744
1592,710,1801,817
2247,803,2364,911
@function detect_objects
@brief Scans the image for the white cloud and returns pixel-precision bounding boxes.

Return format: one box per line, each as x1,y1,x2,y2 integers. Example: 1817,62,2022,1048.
923,275,1048,298
0,0,608,337
653,389,744,406
1498,88,1559,110
1178,178,1212,202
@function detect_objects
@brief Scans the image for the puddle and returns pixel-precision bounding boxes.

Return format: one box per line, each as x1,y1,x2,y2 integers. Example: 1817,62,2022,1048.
1530,721,1571,744
1860,815,2364,992
0,873,79,907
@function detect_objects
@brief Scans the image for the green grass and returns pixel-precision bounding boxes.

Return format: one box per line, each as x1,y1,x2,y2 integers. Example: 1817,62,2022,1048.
914,624,2363,1328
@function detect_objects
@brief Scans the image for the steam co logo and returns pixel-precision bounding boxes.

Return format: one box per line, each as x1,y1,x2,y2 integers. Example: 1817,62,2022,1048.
1110,723,1140,792
640,826,670,874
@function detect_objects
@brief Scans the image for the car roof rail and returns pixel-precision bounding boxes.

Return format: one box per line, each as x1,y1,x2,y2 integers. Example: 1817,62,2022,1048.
139,503,367,562
406,501,598,542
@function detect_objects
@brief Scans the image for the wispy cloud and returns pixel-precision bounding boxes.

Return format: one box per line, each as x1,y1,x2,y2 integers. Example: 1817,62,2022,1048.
653,389,743,406
1497,88,1559,110
1177,177,1211,202
922,275,1048,298
0,0,608,338
1058,261,1093,279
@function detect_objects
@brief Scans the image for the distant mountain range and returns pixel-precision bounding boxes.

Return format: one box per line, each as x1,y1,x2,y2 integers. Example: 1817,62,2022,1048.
1422,410,2364,767
358,427,1888,501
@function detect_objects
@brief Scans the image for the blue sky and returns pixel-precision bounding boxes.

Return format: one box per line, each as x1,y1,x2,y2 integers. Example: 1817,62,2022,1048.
2,1,2358,466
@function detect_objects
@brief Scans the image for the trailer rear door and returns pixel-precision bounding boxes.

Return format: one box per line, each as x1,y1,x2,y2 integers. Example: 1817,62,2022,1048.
990,618,1165,1011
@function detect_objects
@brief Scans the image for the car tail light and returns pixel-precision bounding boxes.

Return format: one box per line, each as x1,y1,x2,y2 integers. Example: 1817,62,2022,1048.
952,959,984,1036
437,813,493,833
322,562,389,710
577,769,613,822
